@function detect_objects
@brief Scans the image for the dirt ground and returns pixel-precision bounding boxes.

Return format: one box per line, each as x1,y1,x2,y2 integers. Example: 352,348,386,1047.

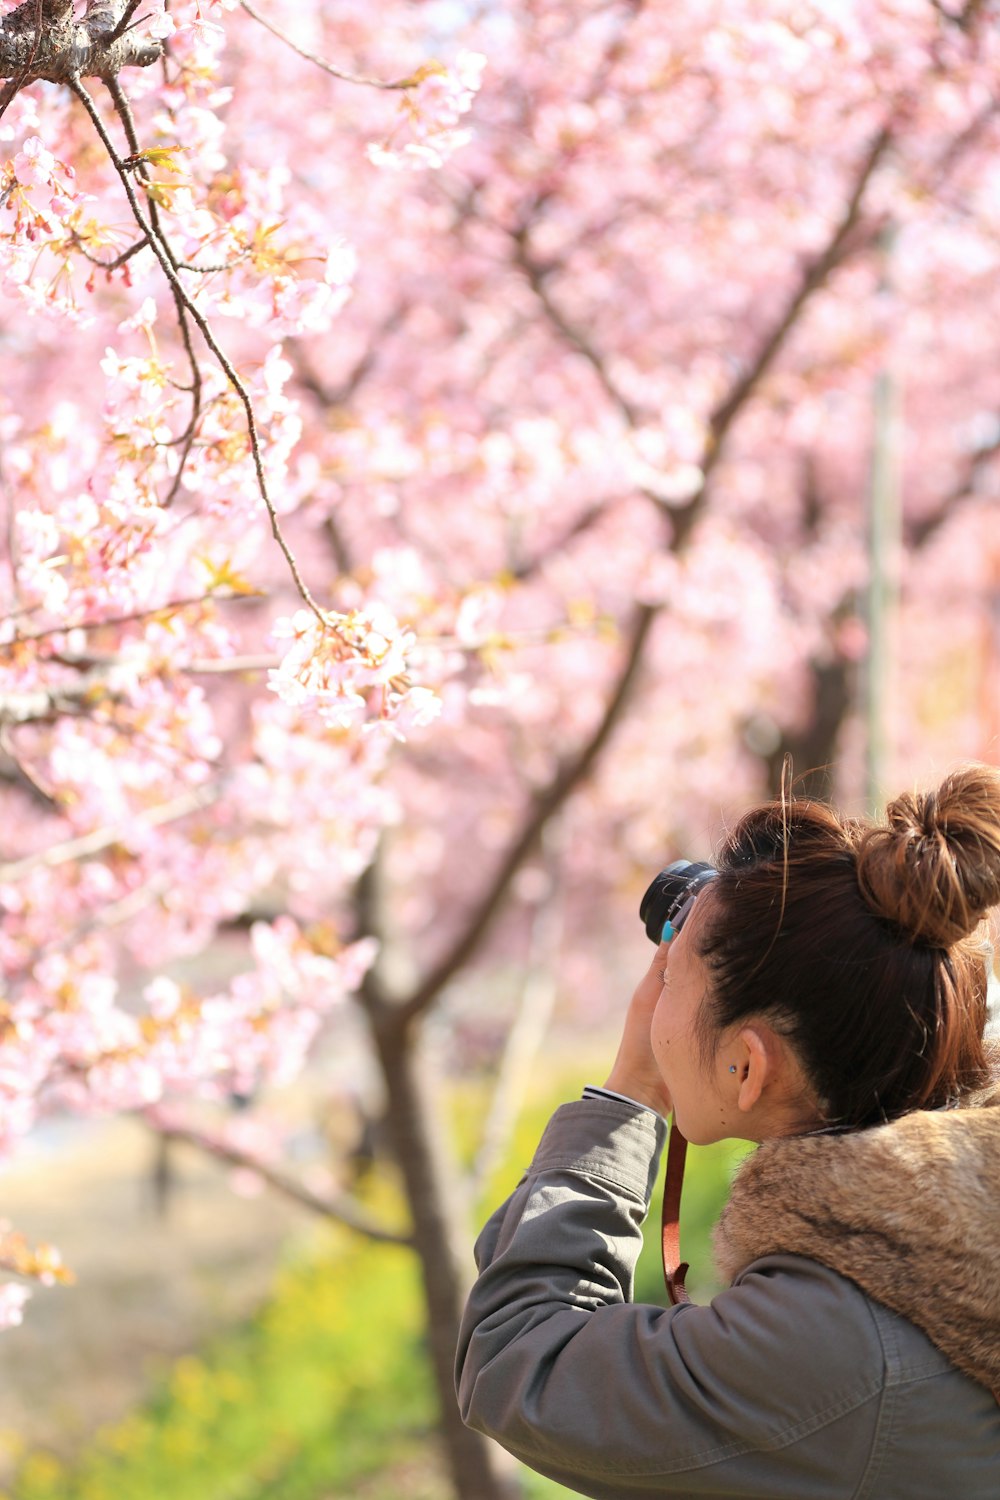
0,1112,319,1485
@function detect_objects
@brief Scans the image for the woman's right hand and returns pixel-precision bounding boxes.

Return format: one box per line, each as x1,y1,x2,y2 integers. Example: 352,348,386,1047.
602,941,673,1116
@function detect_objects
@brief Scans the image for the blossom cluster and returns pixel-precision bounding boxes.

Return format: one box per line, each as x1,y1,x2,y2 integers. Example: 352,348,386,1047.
268,607,441,737
367,52,487,170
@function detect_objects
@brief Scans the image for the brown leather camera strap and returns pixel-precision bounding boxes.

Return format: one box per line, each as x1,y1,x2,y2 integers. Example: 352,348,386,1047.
661,1122,691,1305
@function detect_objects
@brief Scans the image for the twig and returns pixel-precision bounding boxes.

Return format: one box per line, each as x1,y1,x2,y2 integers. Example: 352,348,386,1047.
176,248,253,275
102,76,203,506
238,1,422,91
107,0,145,43
145,1112,413,1245
183,654,277,674
70,231,149,270
14,590,261,644
70,76,325,619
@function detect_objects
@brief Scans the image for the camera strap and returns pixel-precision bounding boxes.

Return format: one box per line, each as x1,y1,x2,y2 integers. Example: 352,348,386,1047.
661,1122,691,1305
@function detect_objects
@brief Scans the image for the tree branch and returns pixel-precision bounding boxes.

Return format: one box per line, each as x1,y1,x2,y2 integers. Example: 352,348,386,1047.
0,0,162,82
237,1,424,91
511,229,643,426
511,493,628,582
107,0,144,43
13,589,262,644
145,1113,412,1246
0,666,126,727
705,125,893,465
907,419,1000,550
101,76,204,507
291,302,409,411
396,601,658,1025
0,783,222,882
0,729,59,811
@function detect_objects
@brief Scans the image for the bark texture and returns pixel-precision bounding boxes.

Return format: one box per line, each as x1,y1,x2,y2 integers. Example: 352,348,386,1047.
372,1010,519,1500
0,0,161,82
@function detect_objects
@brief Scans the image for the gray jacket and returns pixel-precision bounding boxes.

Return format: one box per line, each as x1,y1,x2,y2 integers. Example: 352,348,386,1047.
456,1097,1000,1498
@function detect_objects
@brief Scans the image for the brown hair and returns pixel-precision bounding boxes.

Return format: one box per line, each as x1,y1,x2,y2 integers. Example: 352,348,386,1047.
696,764,1000,1128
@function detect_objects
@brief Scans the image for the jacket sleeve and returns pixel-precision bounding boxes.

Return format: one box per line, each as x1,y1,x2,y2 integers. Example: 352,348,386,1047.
455,1097,885,1499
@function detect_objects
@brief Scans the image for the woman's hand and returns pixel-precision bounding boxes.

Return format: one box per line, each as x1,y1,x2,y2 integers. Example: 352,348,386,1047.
603,941,673,1116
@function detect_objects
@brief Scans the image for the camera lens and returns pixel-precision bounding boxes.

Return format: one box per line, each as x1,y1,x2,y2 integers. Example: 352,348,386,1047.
639,860,717,943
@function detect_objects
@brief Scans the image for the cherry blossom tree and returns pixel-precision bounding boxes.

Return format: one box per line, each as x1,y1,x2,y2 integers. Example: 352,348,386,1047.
3,2,1000,1495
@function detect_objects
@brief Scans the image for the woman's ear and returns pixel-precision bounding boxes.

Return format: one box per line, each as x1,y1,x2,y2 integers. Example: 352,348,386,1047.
733,1025,779,1114
733,1023,817,1136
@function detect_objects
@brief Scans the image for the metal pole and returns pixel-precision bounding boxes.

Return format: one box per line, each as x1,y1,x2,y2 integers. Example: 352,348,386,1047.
865,234,903,812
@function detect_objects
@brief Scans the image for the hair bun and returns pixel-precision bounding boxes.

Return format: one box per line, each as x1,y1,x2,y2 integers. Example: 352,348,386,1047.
855,764,1000,947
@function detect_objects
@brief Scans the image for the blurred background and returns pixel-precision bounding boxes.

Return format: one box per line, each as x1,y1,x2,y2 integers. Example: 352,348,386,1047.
2,2,1000,1497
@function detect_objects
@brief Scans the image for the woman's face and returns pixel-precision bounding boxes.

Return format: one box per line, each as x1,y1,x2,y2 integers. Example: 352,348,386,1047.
649,896,738,1145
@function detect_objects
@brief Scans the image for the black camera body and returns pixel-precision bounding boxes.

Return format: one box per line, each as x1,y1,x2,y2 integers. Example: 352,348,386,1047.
639,860,717,944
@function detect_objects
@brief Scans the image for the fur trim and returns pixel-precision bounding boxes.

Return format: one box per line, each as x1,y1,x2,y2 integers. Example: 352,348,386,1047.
714,1089,1000,1397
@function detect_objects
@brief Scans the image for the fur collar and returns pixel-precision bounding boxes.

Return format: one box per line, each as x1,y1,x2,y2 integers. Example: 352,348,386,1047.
714,1079,1000,1397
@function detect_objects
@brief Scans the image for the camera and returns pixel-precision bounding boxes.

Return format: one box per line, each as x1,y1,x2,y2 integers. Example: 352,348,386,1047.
639,860,717,944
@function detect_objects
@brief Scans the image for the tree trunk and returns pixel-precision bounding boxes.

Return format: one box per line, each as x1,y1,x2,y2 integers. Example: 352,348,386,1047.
764,654,856,803
371,1009,520,1500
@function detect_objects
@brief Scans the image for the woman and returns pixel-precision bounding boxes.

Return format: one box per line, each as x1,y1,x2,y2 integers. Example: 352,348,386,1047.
456,764,1000,1498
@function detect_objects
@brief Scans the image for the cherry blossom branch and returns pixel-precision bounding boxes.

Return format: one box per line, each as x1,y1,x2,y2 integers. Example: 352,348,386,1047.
511,493,629,581
102,75,203,506
0,666,128,727
395,600,658,1025
15,589,262,644
183,653,278,674
0,728,59,810
176,248,253,276
291,302,409,410
70,76,327,622
237,1,423,91
929,0,985,30
705,125,893,465
68,228,149,269
324,513,355,575
908,419,1000,549
2,872,175,981
657,123,894,557
922,96,1000,199
144,1112,412,1245
511,229,643,427
0,783,222,882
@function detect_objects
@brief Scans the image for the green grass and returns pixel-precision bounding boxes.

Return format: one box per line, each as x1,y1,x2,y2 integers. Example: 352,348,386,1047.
4,1078,747,1500
5,1233,434,1500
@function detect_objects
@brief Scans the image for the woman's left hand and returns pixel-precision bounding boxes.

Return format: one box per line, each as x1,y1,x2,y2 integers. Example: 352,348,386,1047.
603,941,673,1116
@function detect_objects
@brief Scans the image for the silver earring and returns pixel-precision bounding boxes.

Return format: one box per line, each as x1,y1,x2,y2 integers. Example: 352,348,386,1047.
728,1065,737,1074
